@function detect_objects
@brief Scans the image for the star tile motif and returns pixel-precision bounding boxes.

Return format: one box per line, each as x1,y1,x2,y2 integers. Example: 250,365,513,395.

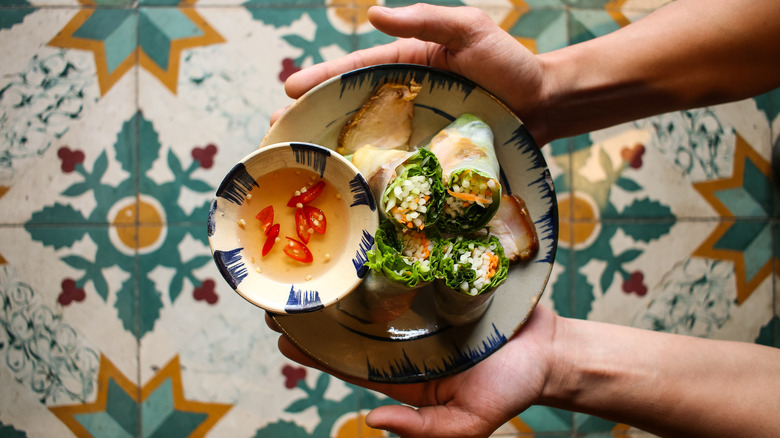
500,0,631,54
49,354,231,437
693,134,775,304
48,0,224,96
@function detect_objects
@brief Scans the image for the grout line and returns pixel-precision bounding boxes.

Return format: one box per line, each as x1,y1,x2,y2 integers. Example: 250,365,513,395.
132,17,143,435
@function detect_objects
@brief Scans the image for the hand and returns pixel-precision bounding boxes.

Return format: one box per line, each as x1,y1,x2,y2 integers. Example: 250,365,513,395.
266,305,558,438
271,4,549,143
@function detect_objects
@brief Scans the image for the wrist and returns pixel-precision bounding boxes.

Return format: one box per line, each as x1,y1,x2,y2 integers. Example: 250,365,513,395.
536,313,579,407
517,52,561,147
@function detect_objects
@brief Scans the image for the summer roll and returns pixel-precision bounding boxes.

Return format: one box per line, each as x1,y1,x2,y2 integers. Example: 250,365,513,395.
367,218,440,289
433,234,509,326
355,219,441,323
352,145,445,231
425,113,502,234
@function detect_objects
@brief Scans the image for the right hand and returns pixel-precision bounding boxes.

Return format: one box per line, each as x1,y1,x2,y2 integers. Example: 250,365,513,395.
272,4,549,141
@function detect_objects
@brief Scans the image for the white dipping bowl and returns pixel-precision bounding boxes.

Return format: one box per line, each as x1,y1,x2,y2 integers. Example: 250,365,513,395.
207,142,378,314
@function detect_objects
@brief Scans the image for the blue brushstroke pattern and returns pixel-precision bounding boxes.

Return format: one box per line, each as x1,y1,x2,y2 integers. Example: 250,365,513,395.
349,174,375,211
285,285,324,313
534,170,559,264
339,65,475,100
207,199,217,237
213,248,247,289
441,323,507,370
352,230,374,278
216,163,257,205
413,104,455,122
504,126,557,264
366,324,508,383
499,166,512,196
290,142,330,177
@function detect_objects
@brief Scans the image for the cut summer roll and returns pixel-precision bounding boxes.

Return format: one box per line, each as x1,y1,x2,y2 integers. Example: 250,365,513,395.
433,234,509,325
350,219,441,323
366,218,440,289
351,145,445,231
425,113,502,234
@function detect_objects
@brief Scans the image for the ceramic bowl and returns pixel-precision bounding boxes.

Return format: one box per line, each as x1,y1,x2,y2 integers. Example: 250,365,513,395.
207,141,378,314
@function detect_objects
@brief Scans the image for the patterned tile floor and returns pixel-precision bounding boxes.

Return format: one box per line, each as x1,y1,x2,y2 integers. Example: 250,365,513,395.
1,0,779,436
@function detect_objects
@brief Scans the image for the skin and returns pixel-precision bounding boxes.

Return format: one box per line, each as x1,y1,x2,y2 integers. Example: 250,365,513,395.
272,1,780,146
268,306,780,437
268,2,780,436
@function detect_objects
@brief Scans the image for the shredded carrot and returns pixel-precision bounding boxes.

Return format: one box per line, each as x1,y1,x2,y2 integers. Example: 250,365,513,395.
419,236,431,259
447,189,491,205
486,252,499,278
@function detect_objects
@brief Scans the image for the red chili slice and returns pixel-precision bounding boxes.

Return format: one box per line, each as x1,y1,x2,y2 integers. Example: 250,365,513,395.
294,208,311,244
256,205,274,235
303,205,326,234
262,223,280,256
283,237,313,263
287,181,326,207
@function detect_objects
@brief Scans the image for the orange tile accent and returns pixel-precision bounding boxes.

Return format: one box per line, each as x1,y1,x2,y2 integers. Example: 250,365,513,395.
49,355,232,437
49,0,225,96
692,134,773,304
48,8,137,96
138,4,226,94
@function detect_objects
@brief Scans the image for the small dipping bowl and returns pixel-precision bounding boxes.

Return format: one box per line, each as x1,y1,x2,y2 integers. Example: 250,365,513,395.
207,142,378,314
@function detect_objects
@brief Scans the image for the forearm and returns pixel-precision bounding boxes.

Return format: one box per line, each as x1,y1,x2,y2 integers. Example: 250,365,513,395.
528,0,780,145
540,315,780,437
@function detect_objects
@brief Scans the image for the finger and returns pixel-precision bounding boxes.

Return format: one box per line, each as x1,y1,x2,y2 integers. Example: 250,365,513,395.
365,404,422,437
366,403,487,438
269,105,290,126
276,334,321,368
265,312,282,333
368,4,487,51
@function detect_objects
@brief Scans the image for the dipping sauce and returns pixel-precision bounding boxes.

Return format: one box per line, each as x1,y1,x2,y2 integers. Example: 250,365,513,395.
236,168,349,284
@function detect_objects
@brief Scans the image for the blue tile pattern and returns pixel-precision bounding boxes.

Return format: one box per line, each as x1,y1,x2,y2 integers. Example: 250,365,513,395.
1,0,778,436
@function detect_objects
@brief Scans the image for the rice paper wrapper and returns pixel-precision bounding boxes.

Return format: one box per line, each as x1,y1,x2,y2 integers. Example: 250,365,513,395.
433,280,496,326
425,113,502,233
337,271,423,324
340,220,440,323
352,145,445,230
432,235,509,326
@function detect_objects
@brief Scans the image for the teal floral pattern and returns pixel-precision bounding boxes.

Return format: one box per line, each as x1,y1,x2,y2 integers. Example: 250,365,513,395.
24,112,214,339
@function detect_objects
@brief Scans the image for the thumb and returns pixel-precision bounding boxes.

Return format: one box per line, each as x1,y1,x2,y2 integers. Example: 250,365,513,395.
365,404,425,437
368,4,488,51
366,403,489,438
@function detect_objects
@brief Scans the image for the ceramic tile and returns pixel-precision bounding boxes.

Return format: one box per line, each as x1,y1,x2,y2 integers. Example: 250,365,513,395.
571,99,775,221
2,0,780,437
568,7,622,44
503,3,568,54
0,224,140,434
1,8,133,224
0,7,37,29
563,219,775,340
562,0,610,8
